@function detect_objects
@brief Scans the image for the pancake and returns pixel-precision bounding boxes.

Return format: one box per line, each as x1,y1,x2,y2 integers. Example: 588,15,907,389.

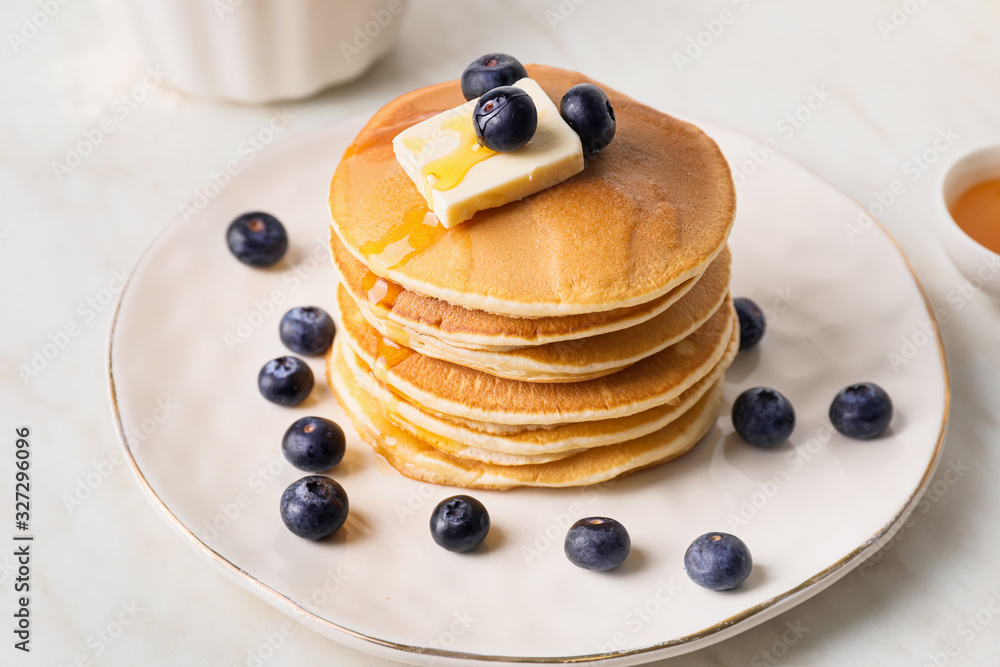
330,230,704,351
343,246,730,382
329,64,736,317
338,323,738,456
328,339,724,489
337,293,737,425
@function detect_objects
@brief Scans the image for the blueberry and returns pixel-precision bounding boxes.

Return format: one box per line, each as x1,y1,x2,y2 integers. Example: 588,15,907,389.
830,382,893,439
460,53,529,101
429,495,490,552
258,356,314,406
280,306,336,356
564,517,631,571
473,86,537,153
732,387,795,447
282,416,346,472
279,476,349,540
684,532,753,590
559,84,616,154
734,297,766,351
226,212,287,267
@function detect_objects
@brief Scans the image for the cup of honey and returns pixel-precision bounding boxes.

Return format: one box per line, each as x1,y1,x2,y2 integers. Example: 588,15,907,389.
939,145,1000,297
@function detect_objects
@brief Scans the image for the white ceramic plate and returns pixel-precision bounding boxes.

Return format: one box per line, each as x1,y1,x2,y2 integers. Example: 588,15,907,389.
108,113,949,666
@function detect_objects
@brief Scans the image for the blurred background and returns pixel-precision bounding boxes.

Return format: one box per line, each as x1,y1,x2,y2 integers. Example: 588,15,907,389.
2,0,999,665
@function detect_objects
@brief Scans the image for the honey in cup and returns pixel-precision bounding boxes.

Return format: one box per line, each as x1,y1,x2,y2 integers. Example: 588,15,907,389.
949,177,1000,254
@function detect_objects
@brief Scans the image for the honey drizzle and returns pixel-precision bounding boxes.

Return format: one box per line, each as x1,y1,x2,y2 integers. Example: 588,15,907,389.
372,335,413,383
418,113,497,201
361,271,403,316
360,205,448,270
355,114,486,274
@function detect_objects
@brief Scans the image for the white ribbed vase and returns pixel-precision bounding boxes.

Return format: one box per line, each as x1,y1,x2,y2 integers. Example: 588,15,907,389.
99,0,407,104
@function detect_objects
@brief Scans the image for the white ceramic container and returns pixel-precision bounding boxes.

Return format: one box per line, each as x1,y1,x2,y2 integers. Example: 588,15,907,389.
936,144,1000,297
99,0,407,104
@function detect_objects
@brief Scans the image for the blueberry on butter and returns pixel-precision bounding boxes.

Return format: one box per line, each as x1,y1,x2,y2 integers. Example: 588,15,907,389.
473,86,537,152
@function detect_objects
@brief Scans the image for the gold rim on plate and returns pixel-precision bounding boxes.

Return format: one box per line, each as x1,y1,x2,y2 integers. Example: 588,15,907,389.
106,118,950,664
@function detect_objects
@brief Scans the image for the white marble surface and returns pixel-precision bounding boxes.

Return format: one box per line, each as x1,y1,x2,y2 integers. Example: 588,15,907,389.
1,0,998,665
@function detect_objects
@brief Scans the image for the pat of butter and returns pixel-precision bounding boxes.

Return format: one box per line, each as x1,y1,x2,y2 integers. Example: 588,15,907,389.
392,78,584,228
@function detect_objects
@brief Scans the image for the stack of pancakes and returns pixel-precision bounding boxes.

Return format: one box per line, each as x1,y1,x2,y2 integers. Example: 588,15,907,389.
326,65,737,490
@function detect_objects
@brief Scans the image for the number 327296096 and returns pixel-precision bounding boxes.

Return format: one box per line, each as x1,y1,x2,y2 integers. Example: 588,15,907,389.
15,426,30,528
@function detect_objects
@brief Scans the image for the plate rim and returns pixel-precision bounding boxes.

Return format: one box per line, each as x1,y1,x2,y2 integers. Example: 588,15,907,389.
106,114,951,665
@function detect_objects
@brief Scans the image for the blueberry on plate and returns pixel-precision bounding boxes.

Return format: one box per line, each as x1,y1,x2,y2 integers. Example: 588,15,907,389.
732,387,795,447
460,53,529,101
258,356,314,406
830,382,893,439
684,532,753,590
429,495,490,552
280,306,336,356
559,84,616,154
282,416,346,472
279,476,349,540
473,86,537,153
226,211,288,267
733,297,766,351
564,517,631,571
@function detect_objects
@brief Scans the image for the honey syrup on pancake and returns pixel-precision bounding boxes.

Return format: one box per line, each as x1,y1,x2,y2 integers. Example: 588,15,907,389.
360,205,450,270
356,114,491,271
362,271,404,316
372,335,413,383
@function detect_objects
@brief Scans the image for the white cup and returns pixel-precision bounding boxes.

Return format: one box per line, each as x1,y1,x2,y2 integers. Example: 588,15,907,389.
936,144,1000,297
99,0,408,104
